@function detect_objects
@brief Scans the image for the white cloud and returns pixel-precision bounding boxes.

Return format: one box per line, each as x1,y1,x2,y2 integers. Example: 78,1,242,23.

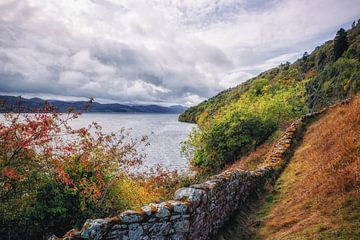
0,0,359,106
220,71,255,89
182,93,208,107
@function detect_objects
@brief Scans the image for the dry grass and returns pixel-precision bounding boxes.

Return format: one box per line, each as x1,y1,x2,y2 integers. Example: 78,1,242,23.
227,141,274,171
256,94,360,240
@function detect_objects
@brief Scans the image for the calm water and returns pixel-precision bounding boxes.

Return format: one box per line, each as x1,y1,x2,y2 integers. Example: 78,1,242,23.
69,113,195,172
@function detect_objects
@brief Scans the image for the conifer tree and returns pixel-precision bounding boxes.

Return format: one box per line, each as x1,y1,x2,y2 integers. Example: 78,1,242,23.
333,28,348,61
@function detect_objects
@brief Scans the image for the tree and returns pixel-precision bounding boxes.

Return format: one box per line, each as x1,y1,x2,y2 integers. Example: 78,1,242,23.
302,51,309,61
334,28,348,61
299,52,310,79
0,102,148,239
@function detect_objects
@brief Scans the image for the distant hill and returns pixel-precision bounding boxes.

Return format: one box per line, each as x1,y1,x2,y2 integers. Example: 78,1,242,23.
0,95,187,114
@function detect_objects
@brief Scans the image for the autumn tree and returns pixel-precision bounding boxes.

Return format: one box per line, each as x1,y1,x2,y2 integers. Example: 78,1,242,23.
0,102,148,239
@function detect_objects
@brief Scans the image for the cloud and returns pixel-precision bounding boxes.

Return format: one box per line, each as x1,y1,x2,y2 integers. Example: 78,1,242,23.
220,70,255,89
0,0,359,106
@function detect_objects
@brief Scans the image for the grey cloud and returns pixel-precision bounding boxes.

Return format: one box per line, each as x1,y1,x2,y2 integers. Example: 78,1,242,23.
0,0,359,106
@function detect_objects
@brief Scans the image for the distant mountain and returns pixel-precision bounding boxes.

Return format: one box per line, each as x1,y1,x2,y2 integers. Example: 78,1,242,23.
0,95,187,114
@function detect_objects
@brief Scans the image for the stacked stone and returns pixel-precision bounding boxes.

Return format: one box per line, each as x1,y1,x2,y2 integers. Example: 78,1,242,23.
84,201,192,240
174,170,255,239
262,120,302,174
51,108,327,240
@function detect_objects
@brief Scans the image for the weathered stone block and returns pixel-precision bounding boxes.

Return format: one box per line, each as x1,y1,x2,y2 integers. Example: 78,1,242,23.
142,205,155,216
174,187,206,207
120,210,145,223
105,230,128,240
155,204,171,218
171,201,189,214
128,224,143,240
80,219,108,239
149,222,172,235
171,234,186,240
150,236,165,240
174,220,190,233
111,224,128,230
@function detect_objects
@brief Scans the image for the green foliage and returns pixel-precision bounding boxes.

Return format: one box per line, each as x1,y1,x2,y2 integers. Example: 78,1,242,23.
0,109,158,239
307,58,360,110
178,81,253,123
29,182,97,238
188,114,275,170
343,48,358,59
180,22,360,172
0,105,196,239
1,179,102,239
183,79,307,171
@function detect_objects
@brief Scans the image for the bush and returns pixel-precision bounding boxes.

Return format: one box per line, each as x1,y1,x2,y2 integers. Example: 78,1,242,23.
29,182,97,238
183,80,307,171
0,103,153,239
307,58,360,110
189,114,275,170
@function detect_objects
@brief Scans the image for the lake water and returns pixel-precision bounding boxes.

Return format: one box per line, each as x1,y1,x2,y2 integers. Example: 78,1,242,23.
69,113,195,172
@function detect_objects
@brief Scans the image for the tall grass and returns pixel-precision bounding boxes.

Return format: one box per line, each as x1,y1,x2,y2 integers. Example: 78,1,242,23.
257,94,360,239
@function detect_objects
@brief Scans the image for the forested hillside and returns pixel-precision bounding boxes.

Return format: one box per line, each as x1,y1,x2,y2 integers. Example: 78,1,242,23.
180,21,360,171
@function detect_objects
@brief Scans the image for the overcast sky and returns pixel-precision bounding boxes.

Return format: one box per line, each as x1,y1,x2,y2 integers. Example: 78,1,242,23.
0,0,359,106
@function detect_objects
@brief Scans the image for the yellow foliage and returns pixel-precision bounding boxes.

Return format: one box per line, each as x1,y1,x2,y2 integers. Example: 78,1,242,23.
107,177,161,211
305,69,317,79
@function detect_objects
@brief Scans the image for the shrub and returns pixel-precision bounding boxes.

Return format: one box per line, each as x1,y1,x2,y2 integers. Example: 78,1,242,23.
188,114,275,170
0,103,150,239
183,80,307,171
307,58,360,110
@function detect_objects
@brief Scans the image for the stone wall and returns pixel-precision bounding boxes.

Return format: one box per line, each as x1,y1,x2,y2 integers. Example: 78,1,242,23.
51,111,324,240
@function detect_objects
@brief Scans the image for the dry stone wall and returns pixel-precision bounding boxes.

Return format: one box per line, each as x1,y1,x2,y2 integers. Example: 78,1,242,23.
51,111,325,240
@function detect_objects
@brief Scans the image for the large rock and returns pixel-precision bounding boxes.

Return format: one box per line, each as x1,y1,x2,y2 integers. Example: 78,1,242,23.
120,210,146,223
174,187,206,207
80,219,108,239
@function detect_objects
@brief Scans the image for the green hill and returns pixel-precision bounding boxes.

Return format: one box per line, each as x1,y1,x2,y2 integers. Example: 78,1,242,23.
180,21,360,171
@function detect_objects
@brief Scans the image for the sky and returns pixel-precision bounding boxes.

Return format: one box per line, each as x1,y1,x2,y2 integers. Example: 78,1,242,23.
0,0,359,106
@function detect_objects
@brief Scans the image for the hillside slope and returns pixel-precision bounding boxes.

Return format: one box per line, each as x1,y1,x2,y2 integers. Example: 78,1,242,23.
179,21,360,124
255,95,360,239
179,21,360,172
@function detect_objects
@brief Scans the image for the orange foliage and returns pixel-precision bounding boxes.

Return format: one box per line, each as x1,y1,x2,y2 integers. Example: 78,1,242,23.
228,141,273,171
258,94,360,239
1,167,18,180
305,69,317,79
0,102,147,205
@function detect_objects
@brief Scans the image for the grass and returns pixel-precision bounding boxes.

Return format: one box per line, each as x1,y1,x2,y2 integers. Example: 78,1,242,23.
227,140,274,171
255,94,360,240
